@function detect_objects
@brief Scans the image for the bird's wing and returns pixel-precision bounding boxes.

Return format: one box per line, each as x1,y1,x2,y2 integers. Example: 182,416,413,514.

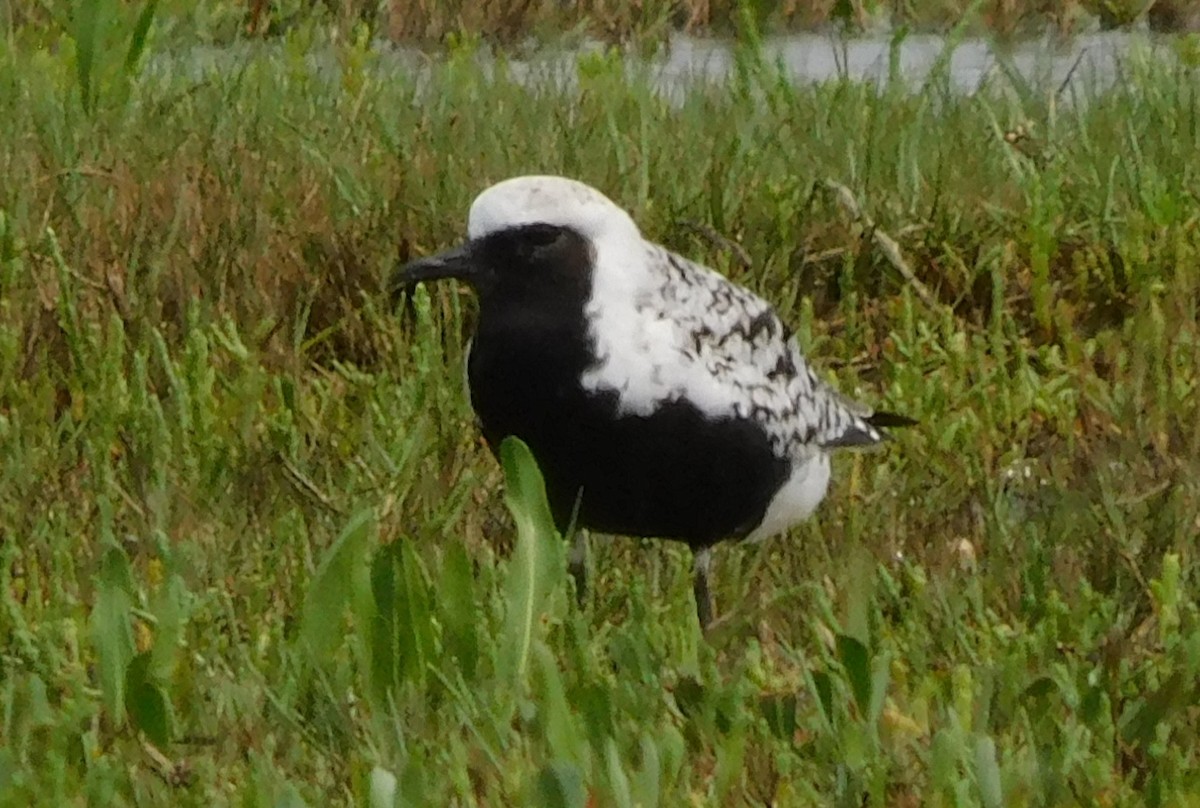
590,243,897,453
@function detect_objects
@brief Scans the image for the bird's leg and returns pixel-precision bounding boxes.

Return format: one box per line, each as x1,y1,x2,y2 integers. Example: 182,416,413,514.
568,530,589,606
693,547,714,629
565,487,587,607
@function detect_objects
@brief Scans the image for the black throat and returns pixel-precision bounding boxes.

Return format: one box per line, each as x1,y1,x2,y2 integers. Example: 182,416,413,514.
466,226,598,465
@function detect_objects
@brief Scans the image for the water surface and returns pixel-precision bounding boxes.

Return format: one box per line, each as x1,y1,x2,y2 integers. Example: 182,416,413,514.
151,30,1174,100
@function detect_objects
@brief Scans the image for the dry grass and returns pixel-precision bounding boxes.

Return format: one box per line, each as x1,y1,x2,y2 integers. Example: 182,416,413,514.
235,0,1200,42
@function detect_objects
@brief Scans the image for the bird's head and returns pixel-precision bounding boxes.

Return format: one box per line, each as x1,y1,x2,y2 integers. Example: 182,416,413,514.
391,175,642,302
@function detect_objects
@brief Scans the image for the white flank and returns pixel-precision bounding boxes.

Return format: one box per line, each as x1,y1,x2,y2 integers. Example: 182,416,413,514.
745,453,831,543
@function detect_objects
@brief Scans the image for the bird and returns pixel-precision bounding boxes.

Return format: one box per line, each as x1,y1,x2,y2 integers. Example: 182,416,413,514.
392,175,914,628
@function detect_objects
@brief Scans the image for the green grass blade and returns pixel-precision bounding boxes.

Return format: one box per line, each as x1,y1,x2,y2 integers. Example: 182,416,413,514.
497,436,564,688
300,508,375,665
73,0,102,114
123,0,158,75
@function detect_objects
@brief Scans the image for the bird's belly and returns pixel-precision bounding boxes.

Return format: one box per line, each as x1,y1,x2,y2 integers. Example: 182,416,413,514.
744,452,830,543
472,382,793,547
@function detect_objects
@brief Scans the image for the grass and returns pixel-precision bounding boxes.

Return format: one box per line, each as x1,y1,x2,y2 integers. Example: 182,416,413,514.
1,6,1200,806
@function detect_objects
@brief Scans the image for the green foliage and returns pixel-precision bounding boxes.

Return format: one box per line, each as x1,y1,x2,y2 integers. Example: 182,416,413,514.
2,9,1200,805
438,541,480,680
124,652,171,746
90,546,136,724
300,508,375,667
368,537,435,696
498,437,566,689
69,0,159,115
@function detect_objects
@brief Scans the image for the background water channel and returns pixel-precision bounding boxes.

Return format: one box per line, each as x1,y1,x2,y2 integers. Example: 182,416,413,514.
153,29,1180,101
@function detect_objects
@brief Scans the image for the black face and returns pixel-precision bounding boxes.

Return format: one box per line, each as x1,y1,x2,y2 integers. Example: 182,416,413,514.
470,223,593,302
391,223,593,306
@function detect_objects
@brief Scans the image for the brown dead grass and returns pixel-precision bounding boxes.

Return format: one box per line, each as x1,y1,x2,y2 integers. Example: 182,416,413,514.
235,0,1200,43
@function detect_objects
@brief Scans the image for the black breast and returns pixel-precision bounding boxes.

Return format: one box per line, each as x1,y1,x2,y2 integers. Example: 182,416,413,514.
467,305,790,549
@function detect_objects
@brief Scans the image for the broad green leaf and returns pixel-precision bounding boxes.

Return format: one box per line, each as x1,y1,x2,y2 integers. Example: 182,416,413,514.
631,733,662,807
533,760,585,808
23,674,53,728
300,508,375,665
91,546,136,722
73,0,103,113
99,541,136,593
1150,552,1182,643
439,541,479,680
655,724,686,792
759,692,797,740
604,738,634,808
952,664,974,734
397,539,435,684
840,720,869,770
498,437,564,688
368,547,399,699
836,634,872,717
8,674,53,748
929,729,961,791
369,538,435,698
123,0,158,75
1021,676,1058,703
713,723,747,801
672,676,705,719
842,549,874,644
533,643,582,761
125,652,170,746
808,669,835,732
972,733,1003,808
148,573,189,682
399,757,428,807
576,681,614,744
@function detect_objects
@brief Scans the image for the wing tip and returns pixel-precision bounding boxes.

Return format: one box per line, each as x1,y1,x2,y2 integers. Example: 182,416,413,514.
867,410,919,430
821,410,917,450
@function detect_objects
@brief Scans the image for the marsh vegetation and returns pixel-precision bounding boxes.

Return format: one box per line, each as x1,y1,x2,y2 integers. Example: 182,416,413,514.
1,1,1199,804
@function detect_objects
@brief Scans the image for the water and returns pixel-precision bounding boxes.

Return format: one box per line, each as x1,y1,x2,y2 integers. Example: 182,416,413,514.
501,31,1176,102
653,31,1157,94
149,30,1174,100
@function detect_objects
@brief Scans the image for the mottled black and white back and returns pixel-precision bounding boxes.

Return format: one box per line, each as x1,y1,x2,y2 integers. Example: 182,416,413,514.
394,174,913,626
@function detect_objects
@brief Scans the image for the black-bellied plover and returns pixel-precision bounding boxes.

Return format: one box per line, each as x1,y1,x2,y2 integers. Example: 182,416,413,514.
394,175,914,628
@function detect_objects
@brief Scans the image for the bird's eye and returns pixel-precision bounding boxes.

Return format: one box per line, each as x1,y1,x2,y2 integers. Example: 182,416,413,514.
523,225,563,249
